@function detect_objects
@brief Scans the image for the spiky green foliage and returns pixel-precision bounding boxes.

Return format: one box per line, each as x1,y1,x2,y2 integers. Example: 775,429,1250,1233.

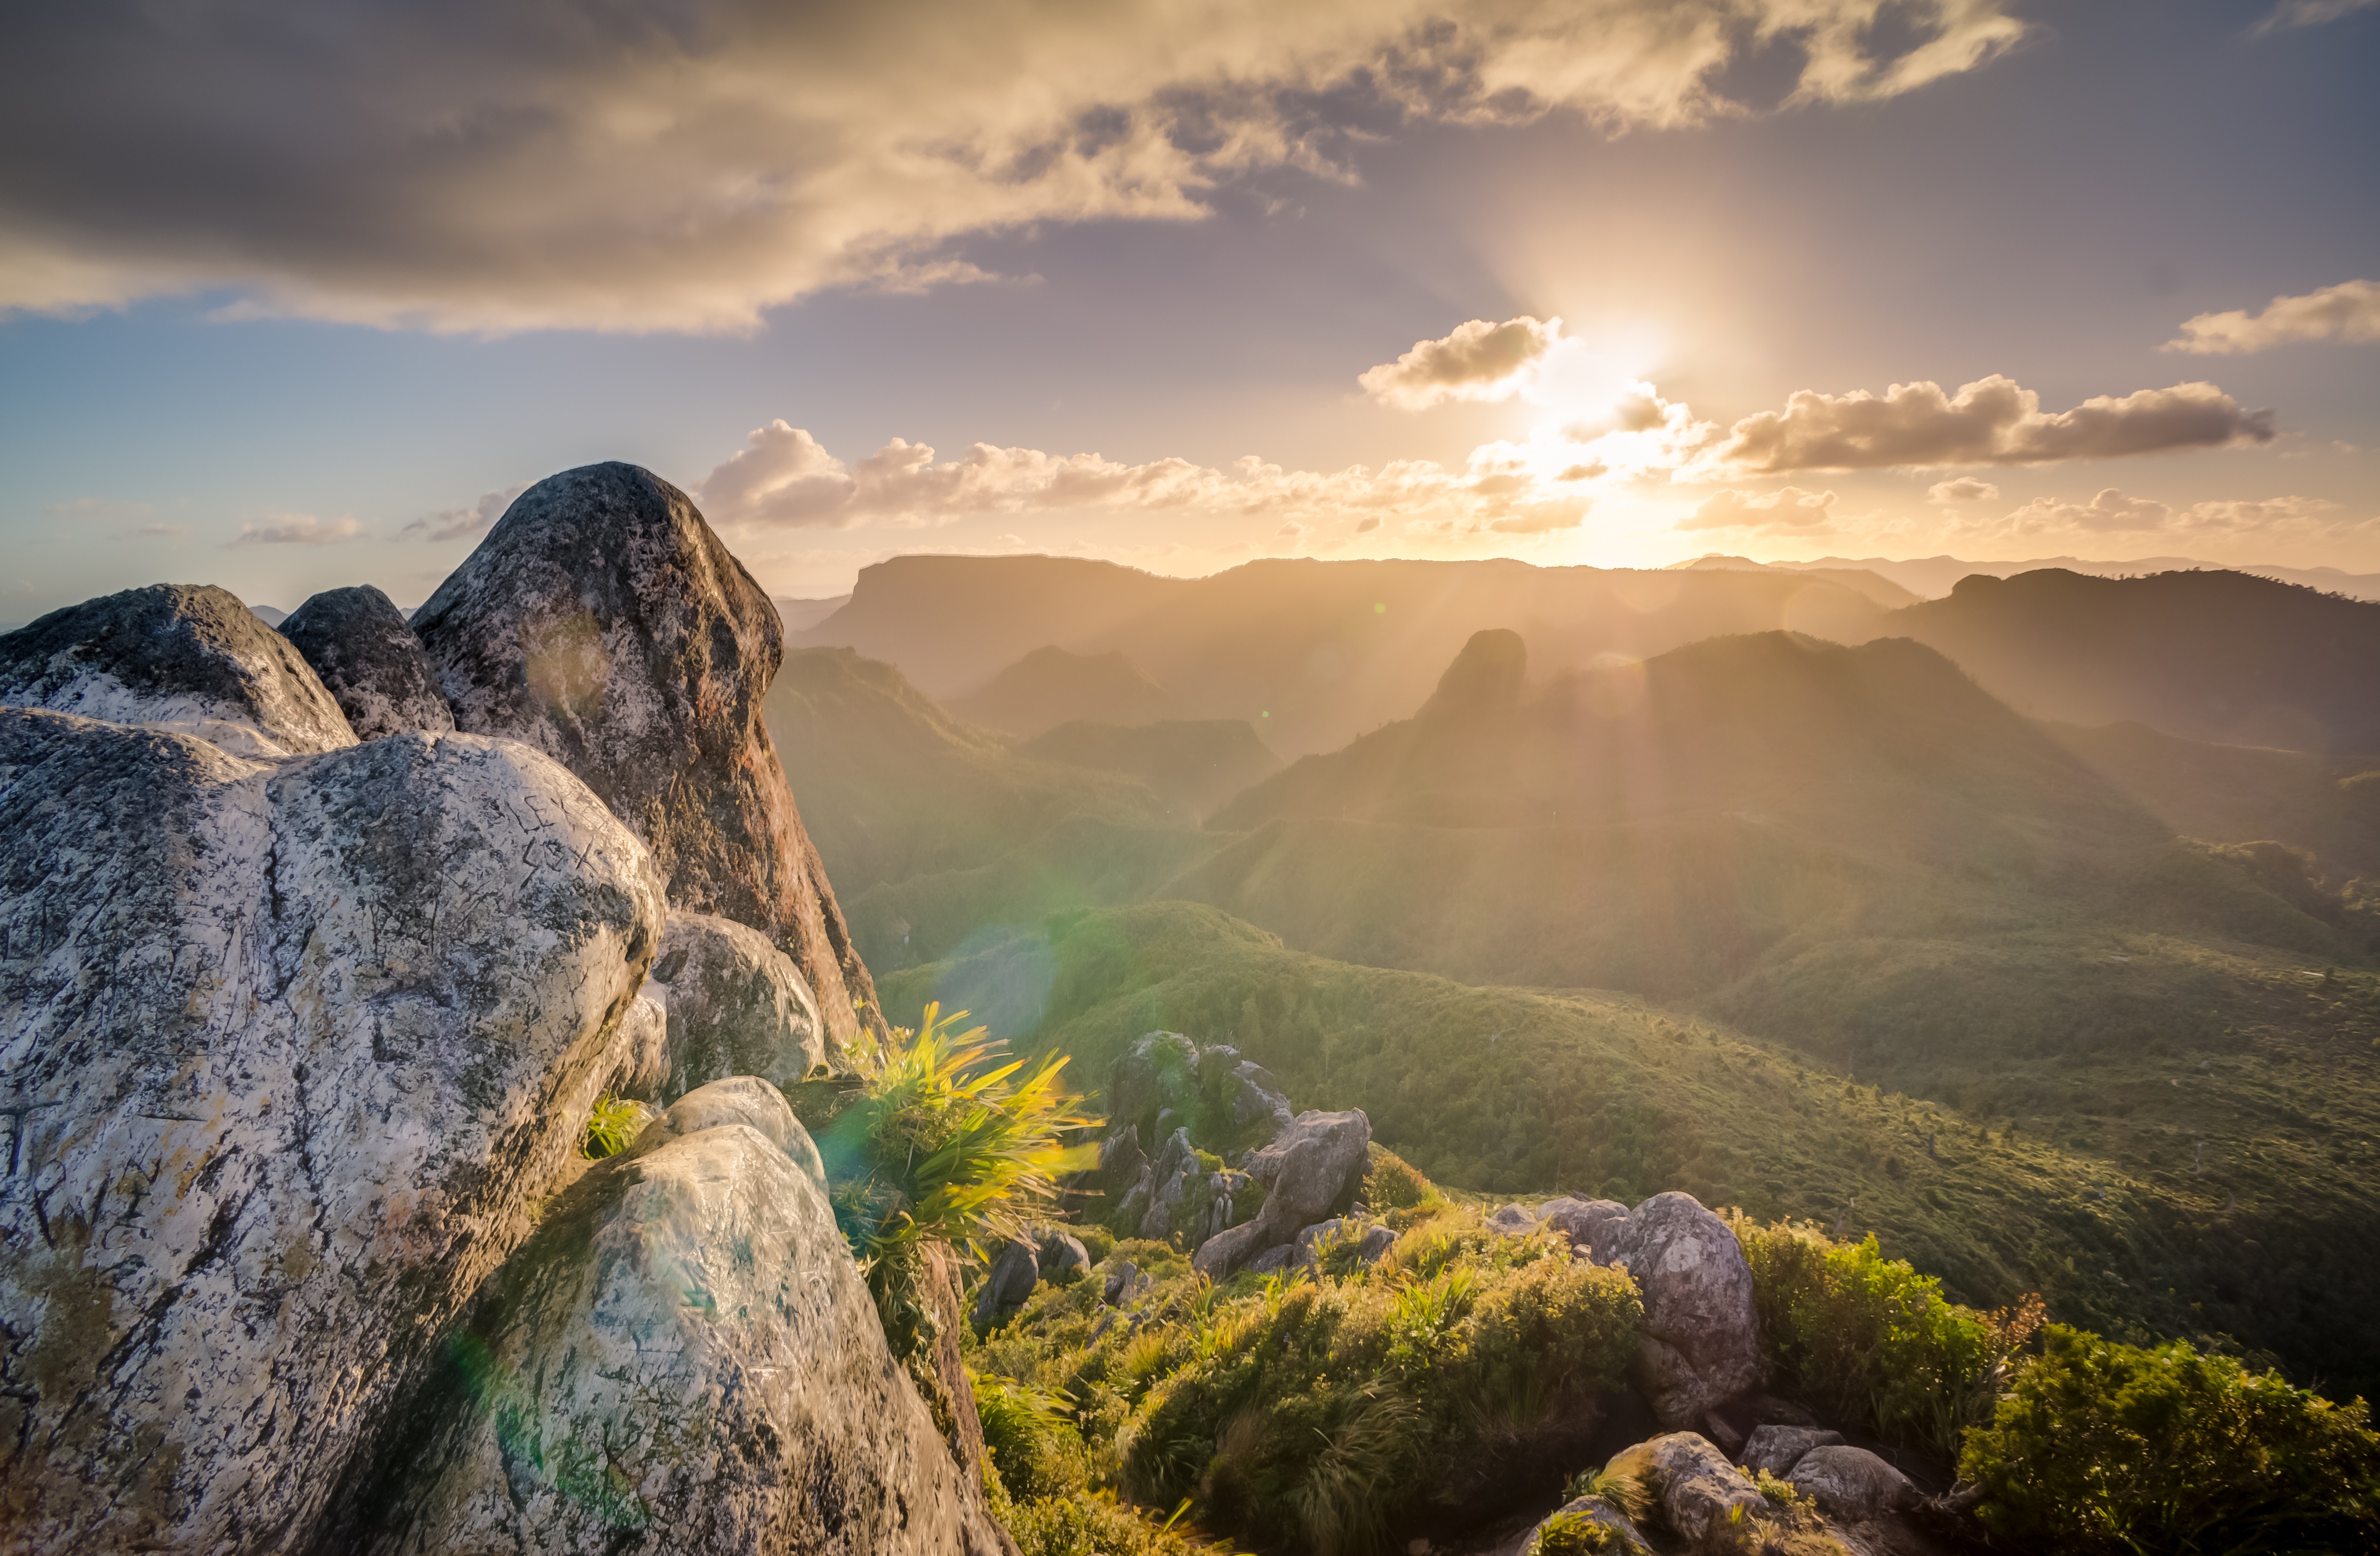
1730,1212,2045,1457
1960,1325,2380,1555
579,1094,645,1159
1531,1508,1624,1556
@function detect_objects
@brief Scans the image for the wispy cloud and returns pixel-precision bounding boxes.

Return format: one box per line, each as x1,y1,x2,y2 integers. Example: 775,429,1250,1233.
227,513,366,546
46,496,154,519
1682,486,1840,532
2251,0,2378,36
2165,279,2380,355
399,483,531,542
0,0,2027,333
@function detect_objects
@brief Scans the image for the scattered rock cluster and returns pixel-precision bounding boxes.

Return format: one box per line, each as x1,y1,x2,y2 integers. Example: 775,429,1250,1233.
0,466,997,1553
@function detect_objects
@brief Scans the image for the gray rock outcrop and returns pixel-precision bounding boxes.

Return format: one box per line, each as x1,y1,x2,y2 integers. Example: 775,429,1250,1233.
1788,1445,1917,1520
354,1086,1003,1555
411,462,878,1049
974,1236,1041,1326
1035,1226,1091,1285
1613,1192,1763,1428
1606,1432,1768,1550
0,710,664,1553
1741,1424,1843,1478
1192,1108,1370,1278
277,584,456,739
1487,1202,1539,1235
644,909,826,1100
1540,1196,1631,1261
0,582,355,757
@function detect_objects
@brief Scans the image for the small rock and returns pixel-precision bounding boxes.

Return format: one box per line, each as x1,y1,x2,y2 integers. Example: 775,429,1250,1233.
1486,1202,1540,1235
1741,1424,1843,1478
1102,1258,1141,1305
1539,1196,1631,1261
1789,1445,1918,1519
278,583,456,739
974,1237,1041,1326
1036,1226,1092,1285
1605,1433,1766,1550
1356,1225,1397,1265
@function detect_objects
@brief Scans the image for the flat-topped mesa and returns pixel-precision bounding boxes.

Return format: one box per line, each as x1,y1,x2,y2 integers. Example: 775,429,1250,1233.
278,584,455,739
0,582,355,757
411,462,879,1048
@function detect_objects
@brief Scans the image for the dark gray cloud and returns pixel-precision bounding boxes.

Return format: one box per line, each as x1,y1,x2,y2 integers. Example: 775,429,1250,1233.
0,0,2026,333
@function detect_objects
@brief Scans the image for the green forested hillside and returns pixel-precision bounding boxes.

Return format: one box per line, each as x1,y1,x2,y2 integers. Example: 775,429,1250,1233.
882,901,2380,1398
1018,717,1279,818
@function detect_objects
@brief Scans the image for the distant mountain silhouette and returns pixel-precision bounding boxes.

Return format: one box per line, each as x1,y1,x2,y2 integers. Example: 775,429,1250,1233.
763,646,1217,970
1882,568,2380,753
794,554,1887,758
1665,553,1921,609
1018,718,1279,818
774,594,849,633
1749,553,2380,603
950,645,1177,737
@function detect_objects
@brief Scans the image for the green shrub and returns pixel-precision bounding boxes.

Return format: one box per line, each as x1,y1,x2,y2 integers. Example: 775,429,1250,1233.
580,1094,645,1159
1730,1213,2040,1456
976,1375,1087,1501
1362,1147,1433,1211
1960,1325,2380,1555
996,1487,1233,1556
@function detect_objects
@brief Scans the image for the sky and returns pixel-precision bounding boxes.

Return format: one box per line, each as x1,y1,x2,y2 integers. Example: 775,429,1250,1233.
2,0,2377,616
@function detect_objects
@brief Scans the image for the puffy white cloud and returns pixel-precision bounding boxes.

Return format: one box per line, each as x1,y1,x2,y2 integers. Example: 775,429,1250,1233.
1359,315,1565,408
227,513,365,546
1679,486,1839,532
2164,279,2380,355
0,0,2027,333
399,482,531,542
1927,477,1998,503
1712,376,2274,472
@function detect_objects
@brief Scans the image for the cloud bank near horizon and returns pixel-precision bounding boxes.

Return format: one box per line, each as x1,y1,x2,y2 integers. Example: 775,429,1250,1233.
0,0,2027,334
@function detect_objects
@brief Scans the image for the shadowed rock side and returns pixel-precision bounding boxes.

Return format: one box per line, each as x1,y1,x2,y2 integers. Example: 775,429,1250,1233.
643,909,826,1101
277,584,456,739
355,1085,1004,1556
411,462,879,1048
0,711,665,1554
0,582,355,757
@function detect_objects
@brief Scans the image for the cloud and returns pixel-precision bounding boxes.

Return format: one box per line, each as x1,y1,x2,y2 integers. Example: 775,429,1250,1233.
1713,376,2274,472
1680,486,1839,532
1994,488,2356,538
2164,279,2380,355
399,482,531,542
227,513,365,546
1927,477,1998,503
2251,0,2378,34
46,496,154,519
0,0,2026,333
1359,315,1565,408
136,522,189,539
694,420,1597,538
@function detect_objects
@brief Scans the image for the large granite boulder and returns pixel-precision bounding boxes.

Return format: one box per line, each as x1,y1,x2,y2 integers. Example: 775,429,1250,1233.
0,710,664,1553
1613,1193,1763,1428
1788,1445,1917,1519
351,1090,1003,1555
0,582,355,757
644,909,826,1100
277,584,456,739
411,462,878,1049
1193,1109,1370,1278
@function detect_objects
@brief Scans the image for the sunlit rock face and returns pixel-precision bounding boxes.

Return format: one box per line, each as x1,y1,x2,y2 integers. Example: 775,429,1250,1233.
0,711,663,1553
1613,1192,1763,1429
411,462,879,1049
352,1084,1005,1556
0,582,356,758
277,584,456,740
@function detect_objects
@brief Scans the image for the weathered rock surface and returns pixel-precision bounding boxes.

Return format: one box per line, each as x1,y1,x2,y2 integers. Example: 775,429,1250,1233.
1742,1424,1844,1478
277,585,456,740
975,1236,1041,1326
411,462,878,1048
1102,1258,1142,1305
0,710,663,1553
631,1074,826,1188
603,992,671,1099
1607,1433,1768,1550
1356,1224,1398,1265
1035,1226,1091,1285
1193,1108,1370,1278
0,582,355,757
354,1095,1003,1555
1518,1494,1650,1555
1613,1192,1763,1428
1789,1445,1918,1520
644,909,825,1100
1487,1202,1539,1235
1540,1196,1631,1261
